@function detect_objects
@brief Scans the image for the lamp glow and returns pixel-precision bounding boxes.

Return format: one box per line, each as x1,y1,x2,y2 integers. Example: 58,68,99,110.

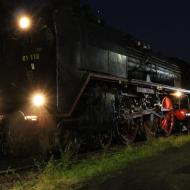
173,91,183,98
18,16,31,30
33,94,45,107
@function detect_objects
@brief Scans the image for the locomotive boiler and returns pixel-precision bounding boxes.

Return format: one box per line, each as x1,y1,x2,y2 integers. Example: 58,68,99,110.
0,0,190,155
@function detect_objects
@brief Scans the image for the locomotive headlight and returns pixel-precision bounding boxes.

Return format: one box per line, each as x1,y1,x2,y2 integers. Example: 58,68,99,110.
173,91,183,98
18,16,31,30
33,94,46,107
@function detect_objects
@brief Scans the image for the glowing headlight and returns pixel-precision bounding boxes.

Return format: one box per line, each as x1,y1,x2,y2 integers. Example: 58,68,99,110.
18,16,31,30
173,91,183,98
33,94,45,107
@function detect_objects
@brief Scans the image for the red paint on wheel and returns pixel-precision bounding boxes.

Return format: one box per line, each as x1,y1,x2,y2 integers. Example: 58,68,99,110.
162,97,173,110
175,109,188,121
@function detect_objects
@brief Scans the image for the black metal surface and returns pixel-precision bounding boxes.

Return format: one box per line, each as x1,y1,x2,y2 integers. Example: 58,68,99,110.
53,7,185,114
0,0,188,116
54,10,84,113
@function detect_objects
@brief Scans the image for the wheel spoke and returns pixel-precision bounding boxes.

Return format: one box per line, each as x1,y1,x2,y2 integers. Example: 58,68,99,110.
161,111,174,136
117,118,139,145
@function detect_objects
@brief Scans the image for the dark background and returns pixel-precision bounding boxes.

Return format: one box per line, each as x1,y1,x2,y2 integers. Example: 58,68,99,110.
81,0,190,62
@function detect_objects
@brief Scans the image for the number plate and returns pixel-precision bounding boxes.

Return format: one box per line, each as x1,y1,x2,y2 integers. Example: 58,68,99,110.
137,87,155,94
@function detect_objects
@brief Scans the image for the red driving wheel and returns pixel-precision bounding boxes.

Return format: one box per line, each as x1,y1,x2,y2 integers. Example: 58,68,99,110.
161,111,175,136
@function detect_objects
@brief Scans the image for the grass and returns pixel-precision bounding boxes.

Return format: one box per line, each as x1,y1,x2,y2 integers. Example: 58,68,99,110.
6,135,190,190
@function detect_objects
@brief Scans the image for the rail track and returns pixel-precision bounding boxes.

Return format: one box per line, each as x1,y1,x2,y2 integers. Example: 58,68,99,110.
0,164,34,176
0,146,122,176
0,157,36,176
0,133,185,177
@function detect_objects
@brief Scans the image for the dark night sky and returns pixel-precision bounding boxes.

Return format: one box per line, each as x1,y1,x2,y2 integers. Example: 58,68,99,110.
82,0,190,61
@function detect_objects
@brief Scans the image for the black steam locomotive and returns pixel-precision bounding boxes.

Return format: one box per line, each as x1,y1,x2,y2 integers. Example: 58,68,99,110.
0,0,190,155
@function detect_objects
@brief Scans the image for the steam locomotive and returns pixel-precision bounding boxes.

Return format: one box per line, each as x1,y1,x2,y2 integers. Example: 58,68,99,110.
0,0,190,155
